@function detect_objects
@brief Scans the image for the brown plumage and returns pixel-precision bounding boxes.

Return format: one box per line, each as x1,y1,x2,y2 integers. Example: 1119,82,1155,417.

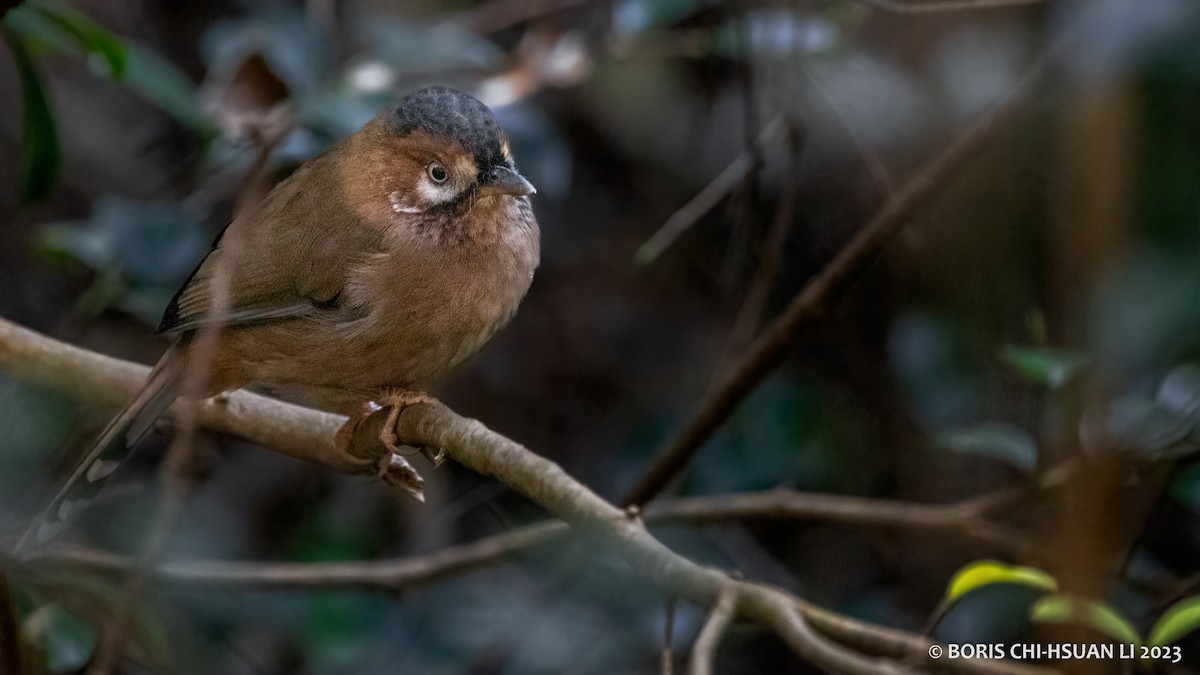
27,86,539,544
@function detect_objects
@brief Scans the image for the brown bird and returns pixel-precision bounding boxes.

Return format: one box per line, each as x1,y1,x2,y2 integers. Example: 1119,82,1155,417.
27,86,539,544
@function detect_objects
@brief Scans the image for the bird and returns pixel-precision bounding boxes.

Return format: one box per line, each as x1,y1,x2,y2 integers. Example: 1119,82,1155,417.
25,85,540,546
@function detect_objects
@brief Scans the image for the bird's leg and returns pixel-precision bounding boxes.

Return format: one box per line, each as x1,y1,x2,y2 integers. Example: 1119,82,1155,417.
378,389,445,467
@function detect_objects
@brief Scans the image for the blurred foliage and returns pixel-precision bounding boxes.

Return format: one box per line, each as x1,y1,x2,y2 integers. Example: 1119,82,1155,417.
934,559,1200,660
2,0,1200,673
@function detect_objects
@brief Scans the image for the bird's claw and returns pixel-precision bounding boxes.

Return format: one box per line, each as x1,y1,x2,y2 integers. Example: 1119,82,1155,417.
377,390,441,464
377,453,425,502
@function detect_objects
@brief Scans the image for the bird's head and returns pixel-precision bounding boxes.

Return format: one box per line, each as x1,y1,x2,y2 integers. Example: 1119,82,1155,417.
376,86,535,217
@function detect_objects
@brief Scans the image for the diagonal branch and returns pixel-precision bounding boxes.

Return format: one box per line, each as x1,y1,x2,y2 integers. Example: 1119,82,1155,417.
620,48,1053,507
0,318,1049,674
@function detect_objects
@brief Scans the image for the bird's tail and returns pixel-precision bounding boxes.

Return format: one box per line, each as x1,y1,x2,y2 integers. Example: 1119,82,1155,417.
21,344,184,548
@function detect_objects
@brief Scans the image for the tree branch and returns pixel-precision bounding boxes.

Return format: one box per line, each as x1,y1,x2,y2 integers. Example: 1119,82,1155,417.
689,584,736,675
0,317,386,477
621,45,1053,507
1,317,1050,674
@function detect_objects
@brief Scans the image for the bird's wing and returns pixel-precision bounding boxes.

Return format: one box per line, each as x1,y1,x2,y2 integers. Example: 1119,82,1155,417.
158,157,381,334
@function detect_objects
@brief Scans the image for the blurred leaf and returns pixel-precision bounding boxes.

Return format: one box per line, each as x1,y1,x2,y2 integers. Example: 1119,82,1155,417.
1000,345,1090,389
1149,596,1200,646
612,0,702,37
357,16,500,73
932,583,1045,646
937,423,1037,472
38,197,209,285
6,3,208,134
201,8,327,95
3,29,61,203
1030,594,1141,645
22,603,95,672
27,0,126,77
14,569,169,668
4,3,78,54
1158,364,1200,422
888,313,981,428
1079,394,1197,458
122,44,210,133
0,378,76,509
942,560,1057,607
36,197,209,325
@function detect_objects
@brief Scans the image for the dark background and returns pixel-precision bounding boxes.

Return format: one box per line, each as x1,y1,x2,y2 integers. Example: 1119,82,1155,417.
3,0,1200,673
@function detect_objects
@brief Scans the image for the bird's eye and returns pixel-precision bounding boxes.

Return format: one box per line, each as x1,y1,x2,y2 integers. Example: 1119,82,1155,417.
427,163,448,183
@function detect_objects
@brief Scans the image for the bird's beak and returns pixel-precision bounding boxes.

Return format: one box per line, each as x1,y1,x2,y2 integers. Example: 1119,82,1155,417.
478,165,536,197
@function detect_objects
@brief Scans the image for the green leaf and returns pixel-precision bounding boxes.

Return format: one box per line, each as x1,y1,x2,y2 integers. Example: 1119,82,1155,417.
937,423,1037,472
1000,345,1090,389
942,560,1057,606
26,0,126,78
22,603,96,672
1030,594,1142,645
5,4,208,134
3,29,61,203
1149,595,1200,646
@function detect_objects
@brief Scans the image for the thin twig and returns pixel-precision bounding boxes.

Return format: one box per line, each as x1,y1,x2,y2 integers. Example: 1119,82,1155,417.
621,46,1053,507
637,116,785,265
85,135,281,675
689,584,736,675
29,484,1038,590
724,118,806,358
772,604,910,675
802,68,894,195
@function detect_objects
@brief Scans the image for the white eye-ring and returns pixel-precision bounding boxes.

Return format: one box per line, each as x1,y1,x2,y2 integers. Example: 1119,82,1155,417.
427,162,448,183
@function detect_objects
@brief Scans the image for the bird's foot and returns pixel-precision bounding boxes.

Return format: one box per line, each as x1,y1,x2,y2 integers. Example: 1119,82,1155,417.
378,390,445,467
332,400,426,501
377,453,425,502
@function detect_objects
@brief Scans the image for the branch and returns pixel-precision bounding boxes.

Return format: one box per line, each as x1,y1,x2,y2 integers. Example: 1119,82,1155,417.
1,318,1049,674
31,486,1034,591
621,46,1052,507
0,317,389,478
637,115,785,265
689,584,736,675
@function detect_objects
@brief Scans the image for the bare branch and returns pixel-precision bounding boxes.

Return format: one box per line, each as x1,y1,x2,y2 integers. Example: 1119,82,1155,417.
621,46,1052,507
637,116,785,265
30,484,1036,593
0,315,1034,562
0,317,387,479
1,318,1050,674
689,584,736,675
